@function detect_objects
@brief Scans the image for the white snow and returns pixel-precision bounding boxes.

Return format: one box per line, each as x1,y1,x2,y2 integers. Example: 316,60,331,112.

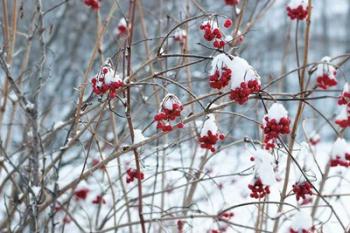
289,210,313,231
266,103,289,121
118,18,127,28
342,82,349,94
174,28,186,39
316,56,337,80
53,121,65,130
160,94,181,111
209,54,260,89
335,105,348,121
134,129,147,144
253,149,276,185
229,56,261,89
288,0,308,8
331,138,350,159
200,114,218,136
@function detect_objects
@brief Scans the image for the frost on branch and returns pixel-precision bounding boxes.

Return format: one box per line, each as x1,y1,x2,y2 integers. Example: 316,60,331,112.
248,149,275,199
286,0,308,20
262,103,291,150
91,59,124,98
315,56,337,90
329,138,350,168
199,114,224,152
289,211,315,233
154,94,184,132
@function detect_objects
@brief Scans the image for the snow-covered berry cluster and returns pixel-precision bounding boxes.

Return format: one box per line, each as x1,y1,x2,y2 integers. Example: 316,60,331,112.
329,138,350,168
292,181,313,203
309,134,320,146
91,59,124,98
262,103,290,150
249,149,275,199
286,0,308,20
335,105,350,128
84,0,100,11
338,83,350,106
126,168,144,183
200,20,230,49
335,83,350,128
209,66,231,90
315,56,337,90
199,115,224,152
229,56,261,104
208,54,261,104
224,0,239,6
174,29,187,44
289,211,315,233
154,94,184,132
116,18,128,36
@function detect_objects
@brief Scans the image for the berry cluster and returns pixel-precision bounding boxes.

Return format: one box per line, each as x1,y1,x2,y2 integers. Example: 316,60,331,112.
248,178,270,199
92,158,106,171
330,155,350,168
229,79,260,105
92,195,106,205
336,84,350,128
199,115,224,152
126,168,144,183
177,220,184,233
208,226,228,233
117,18,127,36
316,73,337,90
199,130,225,152
292,181,313,203
309,134,320,146
335,107,350,128
91,62,124,98
329,139,350,168
84,0,100,11
154,94,184,132
224,0,240,6
209,66,232,90
338,84,350,106
74,188,89,201
218,211,234,221
262,116,290,150
286,4,308,20
174,29,187,44
289,228,315,233
200,21,226,49
316,58,337,90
